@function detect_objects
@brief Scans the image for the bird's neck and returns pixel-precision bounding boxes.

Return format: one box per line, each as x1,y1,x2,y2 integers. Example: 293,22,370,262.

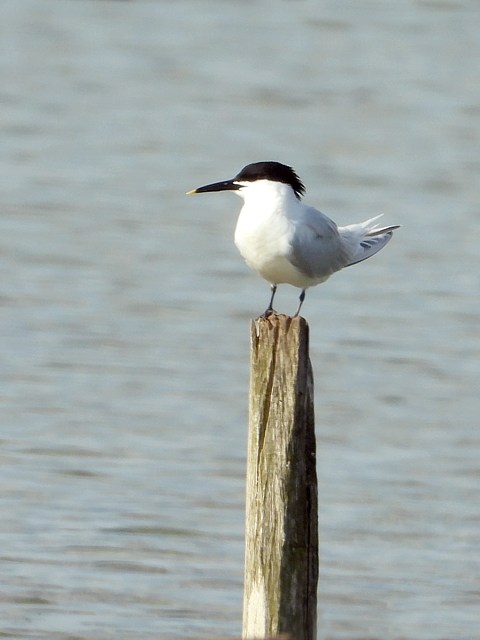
237,180,299,217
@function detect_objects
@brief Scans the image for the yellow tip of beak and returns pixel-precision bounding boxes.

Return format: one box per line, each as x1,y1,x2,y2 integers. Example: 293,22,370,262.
186,189,197,195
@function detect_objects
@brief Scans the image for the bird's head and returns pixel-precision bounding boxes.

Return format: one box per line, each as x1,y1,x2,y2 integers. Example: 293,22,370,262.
187,161,305,200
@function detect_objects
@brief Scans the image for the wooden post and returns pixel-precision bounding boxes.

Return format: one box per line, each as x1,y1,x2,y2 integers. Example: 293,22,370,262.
243,314,318,640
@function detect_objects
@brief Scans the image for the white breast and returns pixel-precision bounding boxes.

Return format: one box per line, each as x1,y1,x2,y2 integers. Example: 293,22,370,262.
233,181,314,287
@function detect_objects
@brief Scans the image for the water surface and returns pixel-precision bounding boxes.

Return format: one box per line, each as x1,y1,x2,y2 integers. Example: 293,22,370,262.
1,1,479,638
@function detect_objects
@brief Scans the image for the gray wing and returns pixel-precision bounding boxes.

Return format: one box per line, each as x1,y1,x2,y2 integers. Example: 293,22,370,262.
289,207,349,280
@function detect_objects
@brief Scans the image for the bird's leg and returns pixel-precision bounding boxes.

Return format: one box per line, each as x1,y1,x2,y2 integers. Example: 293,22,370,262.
294,289,306,317
261,284,277,317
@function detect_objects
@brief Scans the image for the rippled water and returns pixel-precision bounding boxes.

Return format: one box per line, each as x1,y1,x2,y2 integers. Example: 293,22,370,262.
1,1,479,638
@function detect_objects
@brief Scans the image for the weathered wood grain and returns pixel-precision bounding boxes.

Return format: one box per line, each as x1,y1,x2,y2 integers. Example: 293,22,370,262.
243,314,318,640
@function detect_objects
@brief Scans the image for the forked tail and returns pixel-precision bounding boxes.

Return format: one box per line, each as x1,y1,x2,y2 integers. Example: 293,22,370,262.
339,214,400,267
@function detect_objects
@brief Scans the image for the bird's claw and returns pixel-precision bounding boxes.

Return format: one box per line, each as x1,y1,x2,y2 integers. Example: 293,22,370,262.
260,307,276,319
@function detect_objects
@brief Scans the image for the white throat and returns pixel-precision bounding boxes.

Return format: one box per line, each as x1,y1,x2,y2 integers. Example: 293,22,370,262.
234,179,298,210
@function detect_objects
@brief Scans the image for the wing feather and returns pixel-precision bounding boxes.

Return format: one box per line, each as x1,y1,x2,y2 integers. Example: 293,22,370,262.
289,207,349,281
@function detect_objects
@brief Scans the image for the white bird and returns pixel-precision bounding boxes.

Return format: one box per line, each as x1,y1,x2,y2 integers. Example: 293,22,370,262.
187,161,399,316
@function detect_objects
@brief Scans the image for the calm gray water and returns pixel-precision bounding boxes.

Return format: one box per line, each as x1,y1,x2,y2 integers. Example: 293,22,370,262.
1,1,479,638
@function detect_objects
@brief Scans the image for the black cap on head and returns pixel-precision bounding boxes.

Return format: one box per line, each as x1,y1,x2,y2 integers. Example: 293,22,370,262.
234,161,306,199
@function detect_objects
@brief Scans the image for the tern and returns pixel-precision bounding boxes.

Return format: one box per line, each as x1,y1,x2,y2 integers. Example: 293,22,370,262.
187,161,399,316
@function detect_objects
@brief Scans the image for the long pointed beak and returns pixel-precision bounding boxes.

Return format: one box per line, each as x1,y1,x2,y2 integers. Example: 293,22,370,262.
186,179,240,195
